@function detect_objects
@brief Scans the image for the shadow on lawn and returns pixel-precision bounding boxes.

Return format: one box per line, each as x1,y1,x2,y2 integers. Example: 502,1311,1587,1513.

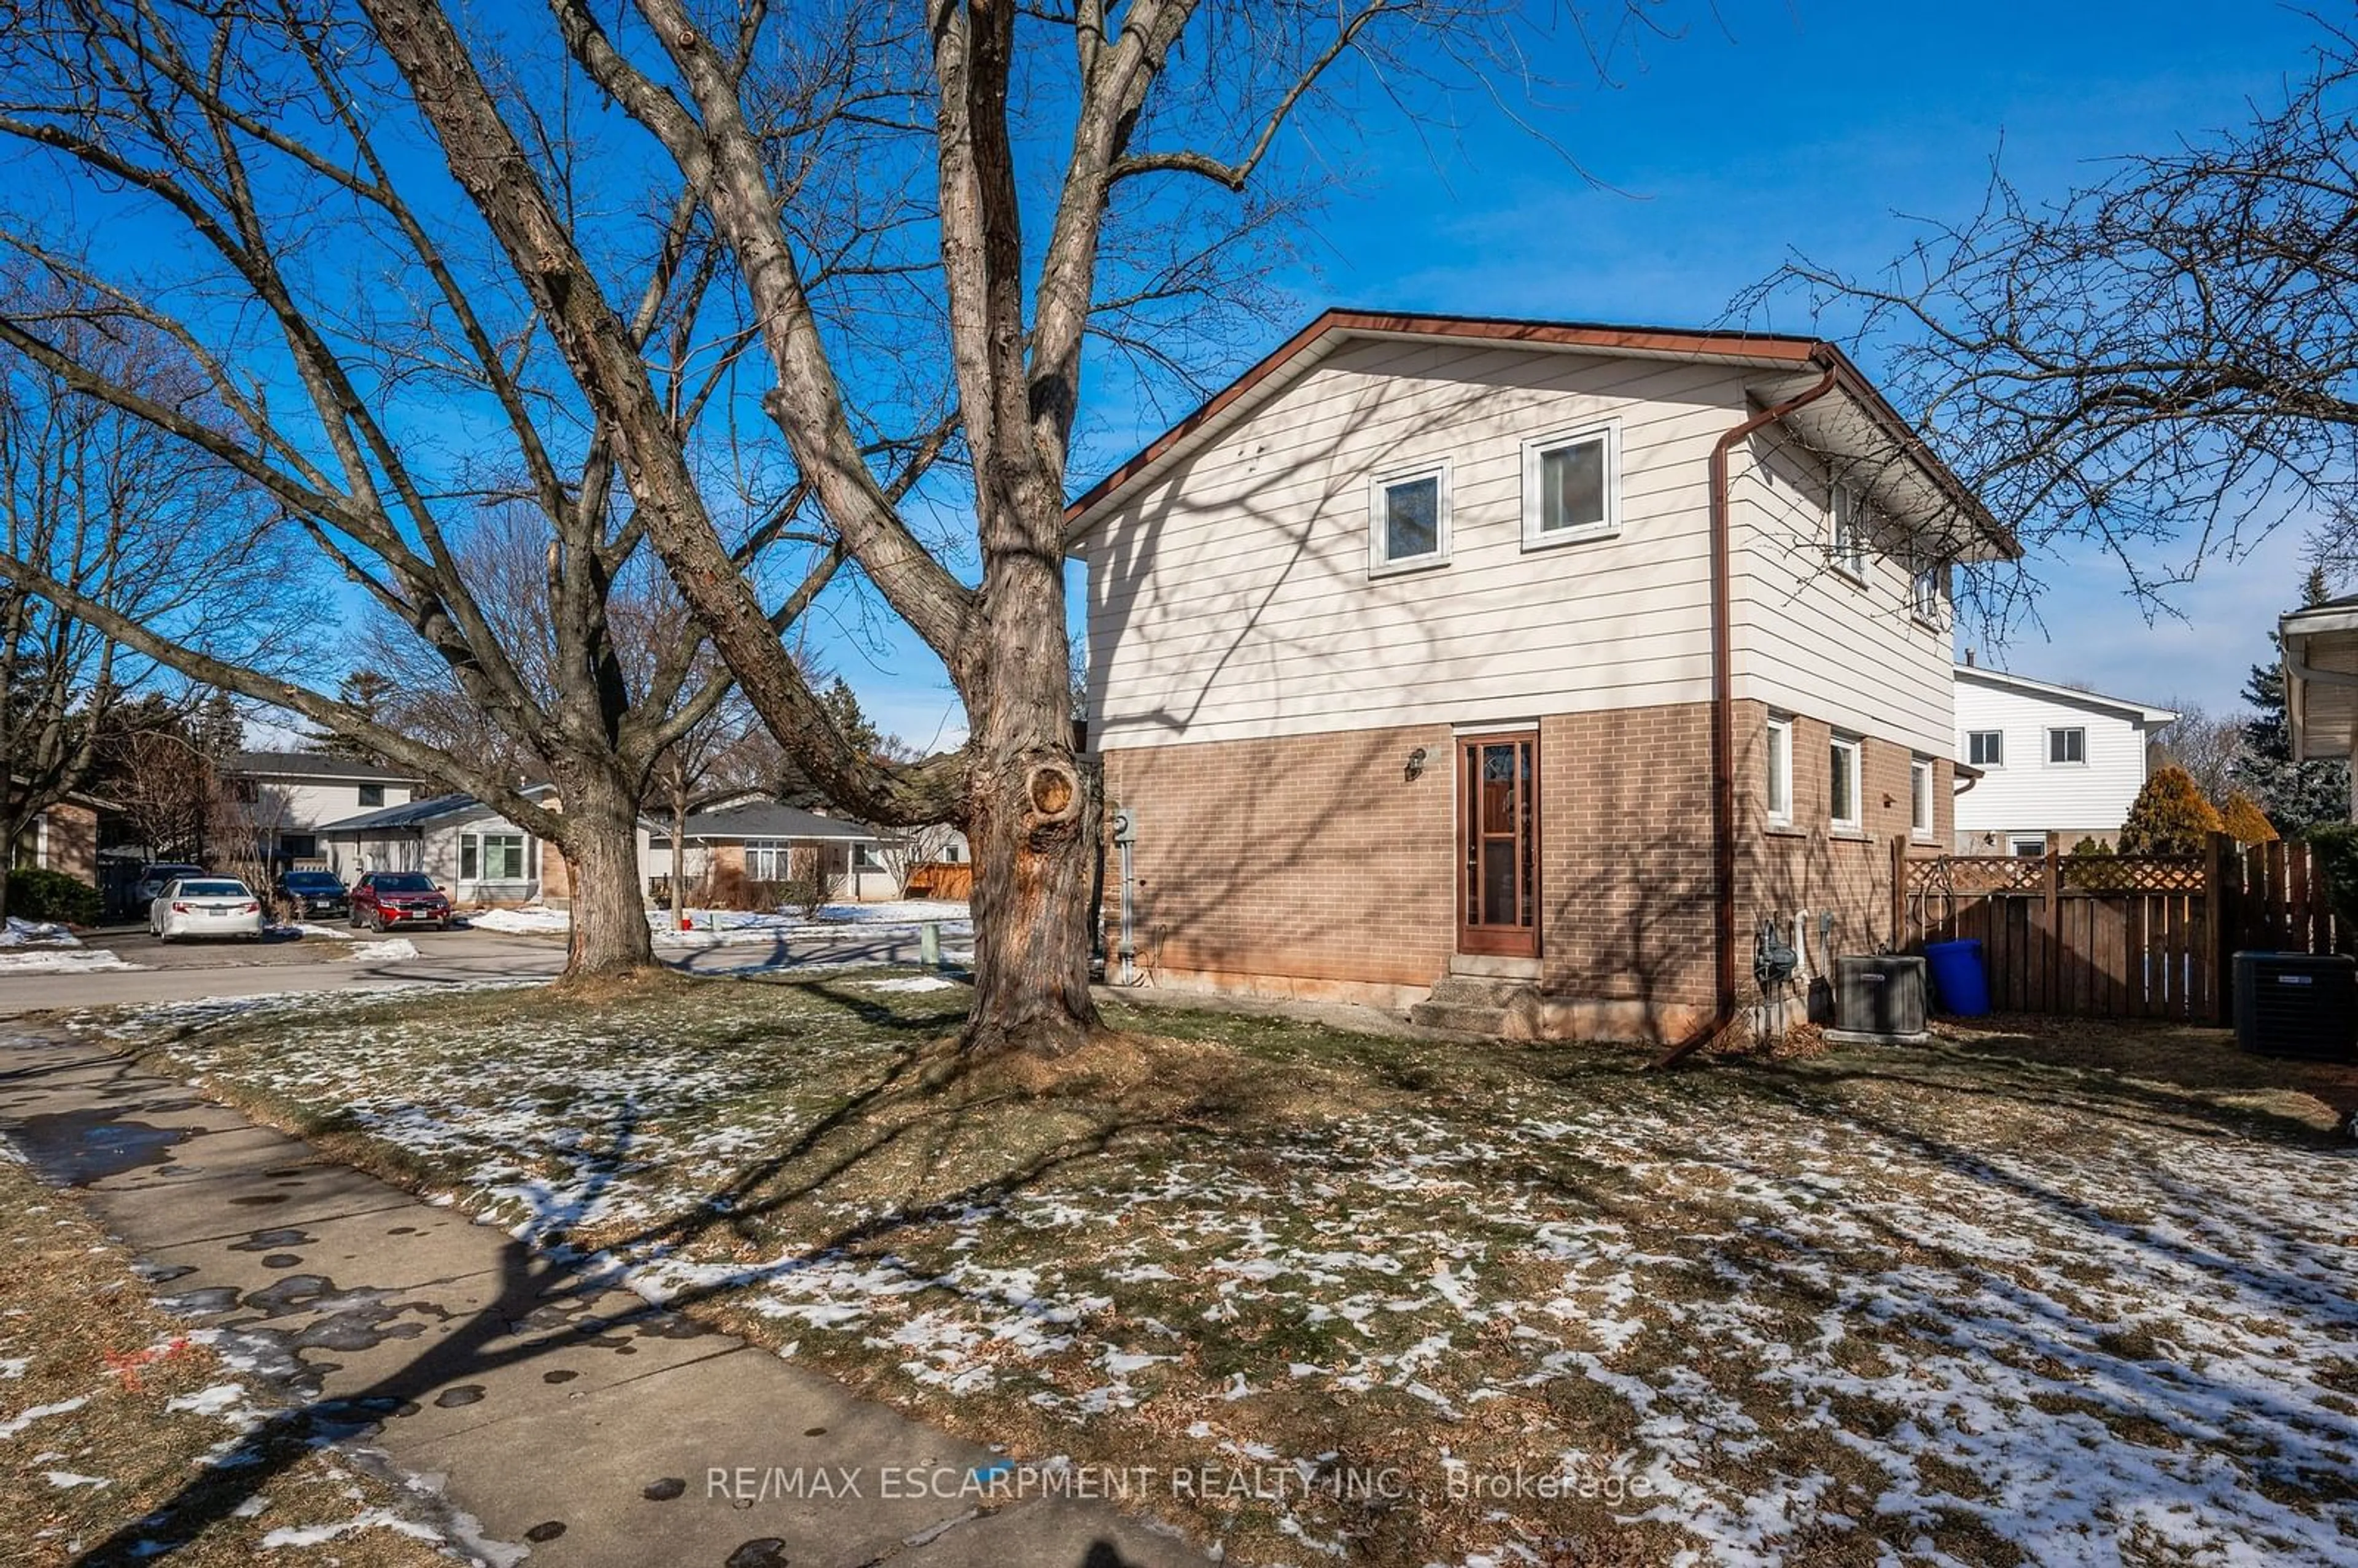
69,981,1180,1567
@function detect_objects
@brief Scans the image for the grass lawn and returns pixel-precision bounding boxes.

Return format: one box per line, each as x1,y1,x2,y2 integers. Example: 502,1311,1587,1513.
82,977,2358,1567
0,1143,455,1566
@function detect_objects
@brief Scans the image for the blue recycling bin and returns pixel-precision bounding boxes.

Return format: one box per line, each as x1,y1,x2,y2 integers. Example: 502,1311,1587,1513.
1924,938,1991,1017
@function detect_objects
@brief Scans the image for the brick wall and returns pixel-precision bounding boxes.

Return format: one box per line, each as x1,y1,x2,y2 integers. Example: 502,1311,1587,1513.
1735,699,1947,993
1536,707,1717,1014
1104,697,1944,1031
1103,722,1457,996
37,801,98,883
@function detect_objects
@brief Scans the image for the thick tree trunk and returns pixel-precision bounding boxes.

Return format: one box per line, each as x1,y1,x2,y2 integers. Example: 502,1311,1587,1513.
549,764,655,978
959,545,1102,1057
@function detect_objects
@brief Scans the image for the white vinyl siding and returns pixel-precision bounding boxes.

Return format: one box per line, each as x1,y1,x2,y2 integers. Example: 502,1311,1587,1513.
1953,671,2160,843
1083,341,1741,750
1729,430,1955,759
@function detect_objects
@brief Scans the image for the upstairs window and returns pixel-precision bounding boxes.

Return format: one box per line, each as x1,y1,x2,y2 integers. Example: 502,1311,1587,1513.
1829,735,1862,831
1369,464,1449,574
1968,730,2004,768
2048,727,2087,766
1829,483,1867,581
1520,422,1619,548
1910,560,1945,622
358,783,385,808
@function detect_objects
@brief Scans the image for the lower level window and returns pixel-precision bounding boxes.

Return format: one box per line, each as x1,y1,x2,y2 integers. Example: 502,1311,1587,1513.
746,840,789,880
1829,735,1862,831
461,831,525,881
2013,837,2047,859
1910,759,1934,839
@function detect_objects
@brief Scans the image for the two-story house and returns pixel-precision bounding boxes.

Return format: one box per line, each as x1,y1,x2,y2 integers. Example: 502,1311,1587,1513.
1068,311,2018,1042
1950,662,2177,855
224,751,424,869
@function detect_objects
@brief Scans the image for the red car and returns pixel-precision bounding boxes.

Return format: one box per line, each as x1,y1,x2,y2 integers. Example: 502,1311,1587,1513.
349,871,453,933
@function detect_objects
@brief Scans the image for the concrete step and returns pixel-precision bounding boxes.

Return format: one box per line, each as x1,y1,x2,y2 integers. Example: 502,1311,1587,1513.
1422,976,1538,1009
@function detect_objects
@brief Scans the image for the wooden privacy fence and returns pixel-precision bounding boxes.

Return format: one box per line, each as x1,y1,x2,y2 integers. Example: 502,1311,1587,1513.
1896,833,2343,1022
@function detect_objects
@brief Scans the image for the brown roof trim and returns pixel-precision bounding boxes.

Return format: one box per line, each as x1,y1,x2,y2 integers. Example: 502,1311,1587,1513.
1065,310,1827,526
1062,308,2014,559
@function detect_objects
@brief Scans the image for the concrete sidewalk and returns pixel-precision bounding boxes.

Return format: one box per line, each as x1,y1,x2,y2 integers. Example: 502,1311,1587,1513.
0,1028,1204,1568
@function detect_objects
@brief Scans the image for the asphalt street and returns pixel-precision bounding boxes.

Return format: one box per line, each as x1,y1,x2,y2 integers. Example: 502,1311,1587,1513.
0,921,956,1017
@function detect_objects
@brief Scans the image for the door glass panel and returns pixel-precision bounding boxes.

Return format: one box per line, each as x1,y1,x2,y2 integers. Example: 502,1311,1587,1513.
1481,745,1516,834
1482,841,1517,925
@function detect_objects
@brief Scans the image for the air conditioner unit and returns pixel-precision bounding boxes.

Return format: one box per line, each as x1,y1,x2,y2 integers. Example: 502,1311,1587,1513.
1826,954,1929,1044
2233,952,2357,1062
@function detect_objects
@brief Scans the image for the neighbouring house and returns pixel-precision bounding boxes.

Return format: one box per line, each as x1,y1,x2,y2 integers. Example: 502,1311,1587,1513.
646,798,892,902
222,751,425,870
1068,310,2019,1041
1951,661,2177,855
2281,592,2358,820
316,786,655,908
8,784,109,885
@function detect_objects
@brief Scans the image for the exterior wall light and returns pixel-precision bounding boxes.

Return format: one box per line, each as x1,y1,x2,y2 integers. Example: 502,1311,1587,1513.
1404,746,1428,781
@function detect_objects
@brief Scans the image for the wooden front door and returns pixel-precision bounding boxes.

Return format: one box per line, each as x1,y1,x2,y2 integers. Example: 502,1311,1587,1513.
1458,733,1539,958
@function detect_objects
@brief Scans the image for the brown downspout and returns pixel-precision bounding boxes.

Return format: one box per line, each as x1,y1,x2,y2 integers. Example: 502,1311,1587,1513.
1653,360,1840,1070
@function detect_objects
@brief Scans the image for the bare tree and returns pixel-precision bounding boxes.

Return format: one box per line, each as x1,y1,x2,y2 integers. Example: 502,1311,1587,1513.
875,821,958,899
0,1,887,975
0,284,290,917
2150,700,2244,804
1752,22,2358,616
348,0,1633,1055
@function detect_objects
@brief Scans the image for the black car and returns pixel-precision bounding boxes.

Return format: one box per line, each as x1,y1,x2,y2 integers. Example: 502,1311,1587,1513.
273,869,351,921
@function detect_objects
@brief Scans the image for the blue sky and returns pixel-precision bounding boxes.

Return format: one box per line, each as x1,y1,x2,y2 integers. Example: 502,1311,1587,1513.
844,0,2330,747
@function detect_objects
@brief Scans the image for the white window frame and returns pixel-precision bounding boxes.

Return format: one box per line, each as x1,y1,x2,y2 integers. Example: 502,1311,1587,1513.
1828,482,1867,583
1910,758,1935,840
1519,419,1621,550
1910,559,1944,624
461,830,525,882
1368,461,1452,576
1829,734,1864,832
1765,714,1794,827
2012,837,2048,859
1967,729,2004,769
2046,726,2088,767
745,839,789,881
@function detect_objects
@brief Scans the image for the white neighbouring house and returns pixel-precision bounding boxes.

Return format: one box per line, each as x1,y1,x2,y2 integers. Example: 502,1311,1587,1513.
2281,591,2358,821
224,751,424,869
317,785,656,908
1951,662,2177,855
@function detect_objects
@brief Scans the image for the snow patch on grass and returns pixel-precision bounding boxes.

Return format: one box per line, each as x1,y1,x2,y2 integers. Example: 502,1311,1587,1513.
0,948,139,976
0,916,80,948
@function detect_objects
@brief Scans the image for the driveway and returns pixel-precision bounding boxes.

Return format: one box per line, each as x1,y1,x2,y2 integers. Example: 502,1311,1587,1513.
0,922,959,1017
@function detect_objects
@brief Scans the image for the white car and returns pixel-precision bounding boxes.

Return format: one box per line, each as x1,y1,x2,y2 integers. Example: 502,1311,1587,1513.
149,877,265,943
